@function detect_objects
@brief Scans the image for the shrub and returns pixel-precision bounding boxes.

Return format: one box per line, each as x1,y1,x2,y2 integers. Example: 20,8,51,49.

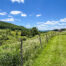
31,27,39,37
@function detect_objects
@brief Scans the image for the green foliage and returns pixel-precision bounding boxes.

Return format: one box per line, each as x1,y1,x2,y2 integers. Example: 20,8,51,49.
20,27,39,37
0,21,39,37
0,34,9,46
0,29,46,66
16,30,19,36
53,28,66,31
0,29,61,66
33,35,66,66
31,27,39,36
0,21,27,31
21,30,27,36
0,21,64,66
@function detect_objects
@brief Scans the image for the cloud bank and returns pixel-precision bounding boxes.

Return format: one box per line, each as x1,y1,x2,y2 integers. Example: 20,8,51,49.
0,18,14,22
36,18,66,31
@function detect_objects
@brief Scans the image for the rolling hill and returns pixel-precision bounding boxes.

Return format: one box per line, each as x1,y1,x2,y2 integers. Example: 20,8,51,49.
0,21,28,31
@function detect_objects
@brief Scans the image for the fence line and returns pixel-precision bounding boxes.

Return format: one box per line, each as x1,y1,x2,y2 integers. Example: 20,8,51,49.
0,31,58,66
38,34,42,48
19,32,57,66
20,39,23,66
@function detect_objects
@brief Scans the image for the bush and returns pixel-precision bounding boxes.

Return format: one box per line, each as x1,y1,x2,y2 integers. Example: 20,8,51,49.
31,27,39,36
22,38,26,41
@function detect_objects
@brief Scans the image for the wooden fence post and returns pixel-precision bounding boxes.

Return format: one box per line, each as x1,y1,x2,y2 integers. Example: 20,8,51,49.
20,38,23,66
46,34,48,43
38,34,42,48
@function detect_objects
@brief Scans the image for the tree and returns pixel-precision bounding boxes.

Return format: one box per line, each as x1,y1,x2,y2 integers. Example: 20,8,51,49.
31,27,39,36
21,30,27,36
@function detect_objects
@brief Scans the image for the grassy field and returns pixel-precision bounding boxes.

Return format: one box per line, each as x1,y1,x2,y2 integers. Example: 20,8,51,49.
33,35,66,66
0,29,49,66
0,29,66,66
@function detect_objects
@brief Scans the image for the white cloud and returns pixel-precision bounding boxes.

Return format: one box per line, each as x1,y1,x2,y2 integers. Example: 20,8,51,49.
36,18,66,30
60,18,66,22
10,11,27,17
36,24,48,31
0,12,7,15
36,22,47,30
44,21,58,25
11,0,24,3
21,0,24,3
57,23,66,26
10,11,22,15
36,14,42,17
37,21,58,26
21,13,27,17
0,18,14,22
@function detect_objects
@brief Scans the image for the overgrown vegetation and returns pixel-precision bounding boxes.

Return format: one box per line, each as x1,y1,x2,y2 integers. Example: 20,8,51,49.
0,21,39,37
0,21,66,66
33,35,66,66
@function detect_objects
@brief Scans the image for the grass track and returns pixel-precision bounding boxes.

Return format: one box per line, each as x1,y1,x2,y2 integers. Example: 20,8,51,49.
33,35,66,66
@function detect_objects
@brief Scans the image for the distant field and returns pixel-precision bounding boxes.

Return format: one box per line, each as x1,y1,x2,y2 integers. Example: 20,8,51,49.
33,35,66,66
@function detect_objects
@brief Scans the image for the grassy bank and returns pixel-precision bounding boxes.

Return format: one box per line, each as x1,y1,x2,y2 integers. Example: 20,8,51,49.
33,35,66,66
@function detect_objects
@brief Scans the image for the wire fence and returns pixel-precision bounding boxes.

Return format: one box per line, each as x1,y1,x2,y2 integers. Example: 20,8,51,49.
0,31,58,66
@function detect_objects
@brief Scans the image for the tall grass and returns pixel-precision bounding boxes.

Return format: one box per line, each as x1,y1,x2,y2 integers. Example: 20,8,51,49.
0,30,57,66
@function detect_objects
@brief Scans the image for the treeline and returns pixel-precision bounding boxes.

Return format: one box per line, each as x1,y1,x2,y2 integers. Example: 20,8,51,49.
0,21,27,30
53,28,66,31
21,27,39,37
0,21,39,37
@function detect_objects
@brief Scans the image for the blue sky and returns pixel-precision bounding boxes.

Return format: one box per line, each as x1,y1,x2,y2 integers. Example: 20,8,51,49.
0,0,66,30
